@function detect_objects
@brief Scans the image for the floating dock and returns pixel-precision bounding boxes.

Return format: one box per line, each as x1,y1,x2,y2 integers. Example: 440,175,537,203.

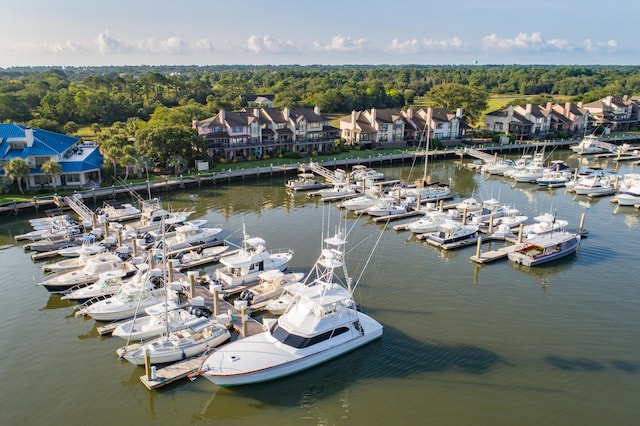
132,284,267,390
470,242,529,264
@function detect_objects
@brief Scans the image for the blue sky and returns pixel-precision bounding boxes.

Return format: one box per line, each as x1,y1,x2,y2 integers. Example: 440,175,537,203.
1,0,637,68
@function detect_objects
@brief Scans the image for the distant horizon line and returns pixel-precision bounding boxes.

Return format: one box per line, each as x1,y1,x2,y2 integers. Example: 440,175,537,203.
3,63,640,70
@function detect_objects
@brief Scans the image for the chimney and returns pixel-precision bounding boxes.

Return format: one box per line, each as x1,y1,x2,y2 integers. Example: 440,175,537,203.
456,108,462,118
406,108,413,119
25,126,34,147
351,110,356,128
371,107,376,123
545,102,553,111
623,95,629,102
283,107,290,119
525,104,532,113
314,106,320,115
564,102,571,116
219,109,225,121
577,102,583,108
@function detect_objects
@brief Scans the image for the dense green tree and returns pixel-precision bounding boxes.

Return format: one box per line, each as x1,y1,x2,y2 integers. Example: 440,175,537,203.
135,125,206,168
427,83,489,125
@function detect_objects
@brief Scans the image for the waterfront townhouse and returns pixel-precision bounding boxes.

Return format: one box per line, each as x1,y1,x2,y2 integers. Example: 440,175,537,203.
580,95,639,131
484,96,639,138
0,124,103,191
340,107,468,149
193,107,338,161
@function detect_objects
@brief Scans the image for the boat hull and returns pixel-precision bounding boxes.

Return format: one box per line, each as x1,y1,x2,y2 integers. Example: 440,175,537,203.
201,318,383,386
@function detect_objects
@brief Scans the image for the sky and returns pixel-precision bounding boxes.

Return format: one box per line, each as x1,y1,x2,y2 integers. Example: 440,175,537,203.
1,0,638,68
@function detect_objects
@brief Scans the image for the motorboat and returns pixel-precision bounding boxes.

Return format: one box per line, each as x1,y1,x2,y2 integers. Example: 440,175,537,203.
28,214,73,230
338,188,384,211
512,164,546,183
57,234,116,258
508,231,581,266
400,182,451,202
407,210,450,234
42,249,132,274
614,174,640,206
424,221,479,249
285,173,327,191
365,197,412,217
15,218,81,242
570,134,609,155
237,270,305,306
151,222,223,255
60,269,131,303
97,200,141,222
75,274,179,322
173,245,230,271
455,197,484,214
213,230,294,290
536,163,573,186
502,153,538,178
196,227,383,386
116,317,230,365
38,254,138,293
23,234,84,253
521,213,568,239
316,181,358,199
573,174,617,196
124,198,194,233
491,208,529,229
112,302,202,341
484,158,516,176
350,164,385,182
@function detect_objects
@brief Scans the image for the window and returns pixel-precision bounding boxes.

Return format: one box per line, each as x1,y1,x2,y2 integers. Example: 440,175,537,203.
271,325,350,348
380,124,387,132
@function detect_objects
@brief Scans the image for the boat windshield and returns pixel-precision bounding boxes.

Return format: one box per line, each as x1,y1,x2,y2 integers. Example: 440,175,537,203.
271,324,349,348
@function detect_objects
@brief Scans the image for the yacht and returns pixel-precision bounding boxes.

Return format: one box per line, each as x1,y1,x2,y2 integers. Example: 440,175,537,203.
213,230,294,290
196,227,383,386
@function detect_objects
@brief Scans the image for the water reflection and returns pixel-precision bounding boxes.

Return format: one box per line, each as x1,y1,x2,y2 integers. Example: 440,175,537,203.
196,324,504,423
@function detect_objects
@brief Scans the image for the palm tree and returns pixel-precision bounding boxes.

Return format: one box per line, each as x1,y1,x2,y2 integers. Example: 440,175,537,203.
133,155,152,179
3,158,31,194
40,160,63,193
119,145,137,181
167,154,187,176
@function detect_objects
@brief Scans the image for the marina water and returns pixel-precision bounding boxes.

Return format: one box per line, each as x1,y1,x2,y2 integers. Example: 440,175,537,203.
1,151,639,425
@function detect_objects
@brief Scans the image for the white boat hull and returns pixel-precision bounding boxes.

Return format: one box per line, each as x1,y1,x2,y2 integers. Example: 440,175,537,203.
200,315,382,386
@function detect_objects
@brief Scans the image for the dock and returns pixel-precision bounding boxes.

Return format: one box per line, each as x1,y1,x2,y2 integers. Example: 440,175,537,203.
131,283,267,390
140,357,203,390
470,242,529,264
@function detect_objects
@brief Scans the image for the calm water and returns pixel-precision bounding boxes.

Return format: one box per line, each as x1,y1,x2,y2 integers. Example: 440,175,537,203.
1,151,639,425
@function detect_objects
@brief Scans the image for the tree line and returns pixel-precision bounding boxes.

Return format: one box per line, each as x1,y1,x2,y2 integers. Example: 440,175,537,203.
2,64,639,190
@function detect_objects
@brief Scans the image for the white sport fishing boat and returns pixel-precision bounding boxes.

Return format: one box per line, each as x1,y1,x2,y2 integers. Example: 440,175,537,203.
213,229,293,290
196,226,383,386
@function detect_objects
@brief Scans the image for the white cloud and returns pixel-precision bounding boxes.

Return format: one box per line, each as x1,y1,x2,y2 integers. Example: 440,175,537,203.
385,37,463,54
246,35,299,54
482,32,573,52
313,35,367,52
5,40,87,56
583,38,618,53
96,32,213,55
